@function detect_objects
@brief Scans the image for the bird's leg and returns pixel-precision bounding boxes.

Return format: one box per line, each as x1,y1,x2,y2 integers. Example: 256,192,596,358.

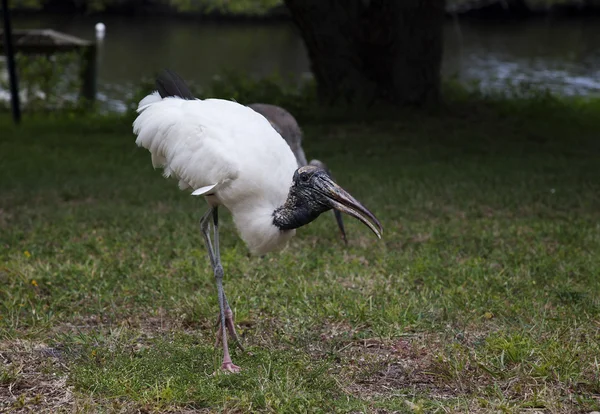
200,206,240,373
208,207,244,353
212,207,240,373
200,208,215,268
202,209,241,348
201,209,223,344
214,293,246,353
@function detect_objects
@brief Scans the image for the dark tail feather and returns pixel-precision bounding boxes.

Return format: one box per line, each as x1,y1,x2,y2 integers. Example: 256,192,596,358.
156,69,195,100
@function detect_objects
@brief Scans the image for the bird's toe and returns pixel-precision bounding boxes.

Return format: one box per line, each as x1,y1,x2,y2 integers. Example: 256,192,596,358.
221,362,241,373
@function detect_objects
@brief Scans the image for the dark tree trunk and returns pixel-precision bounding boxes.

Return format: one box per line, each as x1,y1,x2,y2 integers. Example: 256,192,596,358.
284,0,445,106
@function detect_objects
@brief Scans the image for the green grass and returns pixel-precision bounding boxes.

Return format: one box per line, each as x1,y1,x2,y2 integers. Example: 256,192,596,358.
1,96,600,413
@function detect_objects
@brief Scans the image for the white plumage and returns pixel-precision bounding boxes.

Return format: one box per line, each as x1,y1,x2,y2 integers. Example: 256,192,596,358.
134,91,298,255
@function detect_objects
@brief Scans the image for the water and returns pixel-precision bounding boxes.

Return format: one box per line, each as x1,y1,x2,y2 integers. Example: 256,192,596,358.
4,14,600,112
444,18,600,95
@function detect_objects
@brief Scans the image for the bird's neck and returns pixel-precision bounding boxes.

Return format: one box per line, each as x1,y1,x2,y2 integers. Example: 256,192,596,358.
272,189,329,230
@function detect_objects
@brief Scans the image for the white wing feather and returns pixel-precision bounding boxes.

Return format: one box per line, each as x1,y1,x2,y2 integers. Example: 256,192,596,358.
132,92,298,255
191,183,217,196
134,96,241,192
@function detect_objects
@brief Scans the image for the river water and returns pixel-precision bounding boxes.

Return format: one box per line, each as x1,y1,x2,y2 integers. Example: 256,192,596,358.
4,14,600,112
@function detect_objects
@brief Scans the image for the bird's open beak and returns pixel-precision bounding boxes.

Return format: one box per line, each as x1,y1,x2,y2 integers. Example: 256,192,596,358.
315,175,383,239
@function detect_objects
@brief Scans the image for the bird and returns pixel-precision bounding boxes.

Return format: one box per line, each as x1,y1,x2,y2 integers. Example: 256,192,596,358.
248,103,348,244
132,69,382,373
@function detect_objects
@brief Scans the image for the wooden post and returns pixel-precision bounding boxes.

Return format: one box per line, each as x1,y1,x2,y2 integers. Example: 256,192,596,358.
79,43,97,105
1,0,21,124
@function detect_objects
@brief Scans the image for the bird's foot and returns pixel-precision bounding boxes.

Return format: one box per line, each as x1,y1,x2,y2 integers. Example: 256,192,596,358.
221,361,241,373
211,361,241,375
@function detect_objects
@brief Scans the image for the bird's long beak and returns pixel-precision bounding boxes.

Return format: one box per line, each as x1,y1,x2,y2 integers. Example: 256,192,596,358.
315,175,383,239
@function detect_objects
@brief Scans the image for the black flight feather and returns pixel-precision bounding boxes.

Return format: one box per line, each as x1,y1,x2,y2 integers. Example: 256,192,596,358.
156,69,195,100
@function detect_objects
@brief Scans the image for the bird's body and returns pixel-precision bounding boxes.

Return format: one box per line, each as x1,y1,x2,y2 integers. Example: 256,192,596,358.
133,70,382,372
134,92,298,254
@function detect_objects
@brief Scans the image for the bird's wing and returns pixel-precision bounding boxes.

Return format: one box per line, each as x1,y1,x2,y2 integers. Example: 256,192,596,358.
133,95,244,192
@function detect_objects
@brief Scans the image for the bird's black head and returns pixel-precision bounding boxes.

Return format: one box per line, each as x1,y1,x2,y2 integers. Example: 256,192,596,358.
273,165,382,238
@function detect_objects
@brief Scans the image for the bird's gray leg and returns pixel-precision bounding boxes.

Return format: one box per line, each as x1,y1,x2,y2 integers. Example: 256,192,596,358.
200,207,240,373
201,209,222,342
207,216,244,352
200,208,216,267
211,207,240,373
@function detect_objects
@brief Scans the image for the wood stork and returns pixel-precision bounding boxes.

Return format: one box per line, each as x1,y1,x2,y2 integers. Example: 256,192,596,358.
133,70,382,373
248,103,348,244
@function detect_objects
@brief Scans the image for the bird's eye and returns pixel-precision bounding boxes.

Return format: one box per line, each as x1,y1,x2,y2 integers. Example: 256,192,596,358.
299,172,309,183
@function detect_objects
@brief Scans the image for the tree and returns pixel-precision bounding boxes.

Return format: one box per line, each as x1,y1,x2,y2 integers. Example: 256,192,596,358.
283,0,445,106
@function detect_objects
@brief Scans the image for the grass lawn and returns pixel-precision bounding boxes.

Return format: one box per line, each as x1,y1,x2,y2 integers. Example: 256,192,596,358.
1,97,600,413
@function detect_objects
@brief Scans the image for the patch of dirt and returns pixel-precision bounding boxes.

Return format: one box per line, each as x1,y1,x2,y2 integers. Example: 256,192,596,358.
341,335,454,399
292,321,455,400
50,308,192,337
324,324,600,414
0,313,206,413
302,324,502,403
0,339,215,413
0,340,73,413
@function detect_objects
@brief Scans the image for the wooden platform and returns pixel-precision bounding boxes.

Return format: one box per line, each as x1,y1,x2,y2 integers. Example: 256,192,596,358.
0,29,97,103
